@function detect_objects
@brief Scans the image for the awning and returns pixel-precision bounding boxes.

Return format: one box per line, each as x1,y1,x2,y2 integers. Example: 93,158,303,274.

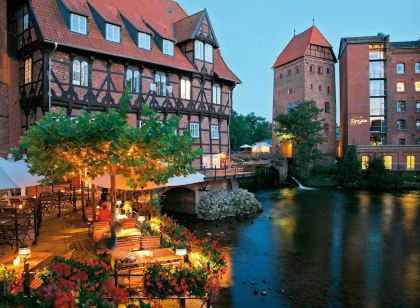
0,158,44,194
240,144,252,149
92,172,205,191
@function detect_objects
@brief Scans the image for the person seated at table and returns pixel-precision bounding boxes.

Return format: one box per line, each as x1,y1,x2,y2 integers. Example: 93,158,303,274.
98,201,112,221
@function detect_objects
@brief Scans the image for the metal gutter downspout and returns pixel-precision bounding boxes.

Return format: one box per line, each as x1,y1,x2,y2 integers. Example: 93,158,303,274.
48,42,58,111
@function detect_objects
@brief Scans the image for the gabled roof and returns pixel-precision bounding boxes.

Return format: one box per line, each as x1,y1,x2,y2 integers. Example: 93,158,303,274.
30,0,240,83
272,26,332,68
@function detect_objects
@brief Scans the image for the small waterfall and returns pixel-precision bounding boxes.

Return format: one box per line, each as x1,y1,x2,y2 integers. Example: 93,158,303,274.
290,176,315,190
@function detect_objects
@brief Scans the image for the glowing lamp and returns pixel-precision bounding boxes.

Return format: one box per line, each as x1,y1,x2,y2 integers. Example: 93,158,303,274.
18,245,31,260
13,256,20,266
138,216,146,223
175,244,187,256
116,200,122,206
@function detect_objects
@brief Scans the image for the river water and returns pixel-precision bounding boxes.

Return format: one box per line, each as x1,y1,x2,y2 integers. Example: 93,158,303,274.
178,188,420,307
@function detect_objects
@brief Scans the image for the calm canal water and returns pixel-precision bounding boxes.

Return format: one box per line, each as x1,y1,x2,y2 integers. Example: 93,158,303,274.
178,188,420,307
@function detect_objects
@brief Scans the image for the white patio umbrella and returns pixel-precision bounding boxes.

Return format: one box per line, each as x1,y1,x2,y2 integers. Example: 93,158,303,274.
92,172,205,191
240,144,252,149
0,158,43,195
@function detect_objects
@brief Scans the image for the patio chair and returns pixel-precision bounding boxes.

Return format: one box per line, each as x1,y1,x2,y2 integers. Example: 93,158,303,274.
93,221,111,242
121,218,136,230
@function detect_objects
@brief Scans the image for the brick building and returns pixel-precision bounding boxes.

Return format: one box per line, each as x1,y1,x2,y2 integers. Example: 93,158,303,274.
339,34,420,170
272,26,337,164
0,0,240,168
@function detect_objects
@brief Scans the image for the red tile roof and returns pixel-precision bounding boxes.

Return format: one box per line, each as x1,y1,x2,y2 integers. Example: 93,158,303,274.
272,26,332,68
174,11,203,43
30,0,240,83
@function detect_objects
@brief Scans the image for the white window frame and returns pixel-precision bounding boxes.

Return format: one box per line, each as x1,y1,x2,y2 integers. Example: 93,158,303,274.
396,119,406,130
212,84,221,105
396,82,405,93
126,69,133,92
72,59,88,86
205,44,213,63
396,101,406,112
105,23,121,43
211,125,219,140
138,32,151,50
133,71,140,93
416,63,420,74
180,78,191,100
24,57,32,84
189,123,200,138
415,81,420,92
396,63,405,74
195,41,204,60
70,13,87,35
154,72,167,96
163,39,174,56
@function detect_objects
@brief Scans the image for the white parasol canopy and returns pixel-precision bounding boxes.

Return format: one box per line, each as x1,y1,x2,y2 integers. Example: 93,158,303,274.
240,144,252,149
92,172,205,191
0,158,43,194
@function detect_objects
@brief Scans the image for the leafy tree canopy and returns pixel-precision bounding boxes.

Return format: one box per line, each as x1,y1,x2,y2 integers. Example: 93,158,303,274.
336,145,363,188
230,111,271,151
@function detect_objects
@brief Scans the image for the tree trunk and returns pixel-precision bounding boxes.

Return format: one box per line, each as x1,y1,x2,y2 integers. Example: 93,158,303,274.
110,168,117,213
81,181,86,222
92,184,96,221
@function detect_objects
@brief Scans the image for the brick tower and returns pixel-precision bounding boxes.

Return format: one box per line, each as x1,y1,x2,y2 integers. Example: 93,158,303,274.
272,26,337,164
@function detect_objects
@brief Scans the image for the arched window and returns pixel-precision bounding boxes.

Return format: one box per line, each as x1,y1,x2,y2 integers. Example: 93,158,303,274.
80,61,88,86
319,85,322,92
180,78,191,100
212,84,221,105
154,72,167,96
325,102,330,113
318,66,323,74
133,71,140,93
126,69,133,92
72,60,81,85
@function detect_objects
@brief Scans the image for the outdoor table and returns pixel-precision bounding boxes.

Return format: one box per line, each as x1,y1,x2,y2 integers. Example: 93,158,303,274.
119,248,183,267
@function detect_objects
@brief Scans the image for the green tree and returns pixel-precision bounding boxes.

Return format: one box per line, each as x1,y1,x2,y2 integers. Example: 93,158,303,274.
274,101,325,176
20,90,201,213
230,111,271,151
336,145,363,188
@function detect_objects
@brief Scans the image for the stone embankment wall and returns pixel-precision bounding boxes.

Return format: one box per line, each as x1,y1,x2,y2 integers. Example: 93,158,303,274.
197,188,263,221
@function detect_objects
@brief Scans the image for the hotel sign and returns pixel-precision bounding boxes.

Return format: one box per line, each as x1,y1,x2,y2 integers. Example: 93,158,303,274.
350,116,368,126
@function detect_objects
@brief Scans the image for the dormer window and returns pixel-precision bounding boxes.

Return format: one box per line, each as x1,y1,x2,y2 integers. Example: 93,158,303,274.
106,23,120,43
70,13,87,35
138,32,151,50
205,44,213,63
195,41,204,60
163,39,174,56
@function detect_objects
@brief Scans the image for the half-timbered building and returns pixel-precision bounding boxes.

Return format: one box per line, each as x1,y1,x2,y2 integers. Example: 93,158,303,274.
1,0,240,168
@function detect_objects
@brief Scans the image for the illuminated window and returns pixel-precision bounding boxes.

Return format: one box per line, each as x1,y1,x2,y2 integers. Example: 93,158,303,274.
396,82,405,92
138,32,151,50
407,155,415,170
212,85,221,104
211,125,219,140
189,123,199,138
105,23,120,43
180,78,191,100
204,44,213,63
24,57,32,84
163,40,174,56
415,81,420,92
369,44,384,60
396,63,405,74
195,41,204,60
361,156,369,170
384,156,393,170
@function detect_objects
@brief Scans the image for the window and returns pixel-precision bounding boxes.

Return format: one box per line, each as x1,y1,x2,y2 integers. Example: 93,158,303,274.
24,57,32,84
288,89,293,95
295,67,299,74
396,119,406,130
310,84,313,90
415,81,420,92
369,61,384,78
204,44,213,63
416,119,420,130
416,138,420,145
212,85,221,105
154,72,167,96
287,70,291,76
396,82,405,92
369,44,384,60
70,13,87,35
361,156,369,170
327,86,330,94
396,101,406,112
279,73,283,79
416,101,420,112
317,66,323,74
326,68,330,74
319,85,322,92
384,156,393,170
23,12,29,31
370,98,385,115
407,155,415,170
211,125,219,140
324,123,329,133
416,63,420,74
138,32,151,50
287,103,293,112
399,138,406,145
138,120,143,128
325,102,330,113
163,40,174,56
180,78,191,100
396,63,405,74
195,41,204,60
72,60,88,86
133,71,140,93
370,80,385,96
125,69,133,92
189,123,199,138
309,65,314,72
105,23,120,43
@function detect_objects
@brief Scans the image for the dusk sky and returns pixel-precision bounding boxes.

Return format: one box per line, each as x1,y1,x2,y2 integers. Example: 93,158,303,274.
180,0,420,123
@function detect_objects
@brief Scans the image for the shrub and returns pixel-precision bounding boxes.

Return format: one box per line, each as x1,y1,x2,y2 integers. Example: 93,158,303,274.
337,146,363,188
